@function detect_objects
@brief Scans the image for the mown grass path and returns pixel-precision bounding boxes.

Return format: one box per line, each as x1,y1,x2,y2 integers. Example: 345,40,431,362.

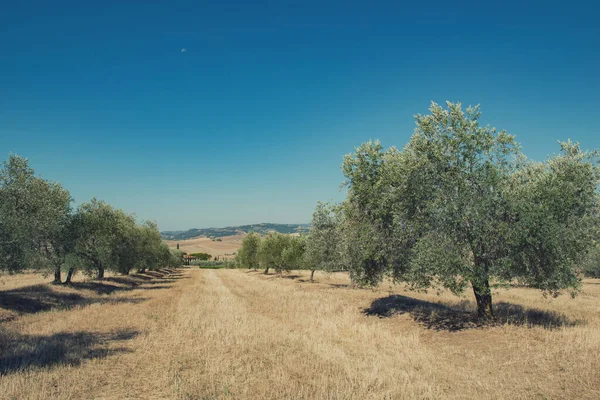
1,269,599,399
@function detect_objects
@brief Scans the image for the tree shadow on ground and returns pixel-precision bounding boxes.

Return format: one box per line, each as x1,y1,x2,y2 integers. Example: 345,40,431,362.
0,284,148,322
0,328,138,375
279,274,302,280
363,295,581,331
327,283,353,288
0,285,85,314
141,269,183,279
0,268,182,321
0,275,180,322
135,285,173,291
66,269,184,294
68,281,131,295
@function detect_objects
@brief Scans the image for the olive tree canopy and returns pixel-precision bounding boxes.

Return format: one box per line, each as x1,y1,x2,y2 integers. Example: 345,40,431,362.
340,102,599,318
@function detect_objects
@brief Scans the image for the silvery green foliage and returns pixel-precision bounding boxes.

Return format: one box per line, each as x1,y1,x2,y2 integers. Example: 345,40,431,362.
236,232,262,269
72,198,135,278
0,155,72,273
340,142,413,287
0,154,173,278
504,141,600,295
339,102,599,315
304,202,344,274
259,231,292,274
282,235,306,270
583,243,600,278
135,221,170,272
32,179,73,279
70,202,169,277
168,248,185,267
0,155,39,271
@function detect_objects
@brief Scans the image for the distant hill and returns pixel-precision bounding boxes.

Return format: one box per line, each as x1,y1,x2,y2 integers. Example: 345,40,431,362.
161,223,309,240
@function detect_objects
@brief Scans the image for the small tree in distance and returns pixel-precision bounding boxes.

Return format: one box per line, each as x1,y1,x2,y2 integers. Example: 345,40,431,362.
282,235,306,274
236,232,261,270
259,232,291,274
305,202,343,282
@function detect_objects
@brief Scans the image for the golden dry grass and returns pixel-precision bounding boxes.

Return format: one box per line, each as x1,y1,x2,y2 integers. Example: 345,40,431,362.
1,268,600,399
164,235,243,259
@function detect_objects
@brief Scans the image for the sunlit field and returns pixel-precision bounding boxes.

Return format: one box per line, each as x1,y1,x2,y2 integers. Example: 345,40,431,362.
164,235,243,259
1,268,599,399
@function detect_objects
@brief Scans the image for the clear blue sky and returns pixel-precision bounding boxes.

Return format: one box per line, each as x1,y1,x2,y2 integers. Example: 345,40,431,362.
1,1,599,231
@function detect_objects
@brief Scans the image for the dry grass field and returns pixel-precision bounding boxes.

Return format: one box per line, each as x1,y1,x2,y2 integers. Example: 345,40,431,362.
1,268,600,399
164,235,243,259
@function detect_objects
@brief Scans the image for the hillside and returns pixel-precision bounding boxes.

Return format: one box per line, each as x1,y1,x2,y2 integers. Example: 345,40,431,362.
161,223,309,240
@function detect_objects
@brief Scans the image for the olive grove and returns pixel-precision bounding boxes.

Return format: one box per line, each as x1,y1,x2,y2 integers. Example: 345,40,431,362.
0,154,180,281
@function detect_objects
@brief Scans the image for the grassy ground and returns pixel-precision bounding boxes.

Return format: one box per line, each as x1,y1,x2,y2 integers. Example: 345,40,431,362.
1,268,599,399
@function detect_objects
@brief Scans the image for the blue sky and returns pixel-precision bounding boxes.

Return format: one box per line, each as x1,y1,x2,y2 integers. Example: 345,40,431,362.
1,1,599,231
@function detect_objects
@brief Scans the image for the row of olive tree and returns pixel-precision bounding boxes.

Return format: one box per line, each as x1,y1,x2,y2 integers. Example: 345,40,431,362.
308,102,600,318
236,232,309,276
0,154,183,283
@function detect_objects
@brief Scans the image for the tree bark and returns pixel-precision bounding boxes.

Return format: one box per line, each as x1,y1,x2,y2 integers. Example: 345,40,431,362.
65,268,75,284
310,269,315,282
52,266,62,284
96,266,105,280
472,279,494,319
139,267,146,273
264,266,269,275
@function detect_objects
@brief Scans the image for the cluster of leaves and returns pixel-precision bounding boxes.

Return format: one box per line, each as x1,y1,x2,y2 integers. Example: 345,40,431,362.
235,231,308,276
0,154,183,282
308,102,600,317
189,252,212,260
582,244,600,278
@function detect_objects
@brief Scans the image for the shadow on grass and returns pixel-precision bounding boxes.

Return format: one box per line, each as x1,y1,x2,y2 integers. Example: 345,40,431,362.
0,328,138,375
65,269,184,294
0,285,86,314
363,295,580,331
0,268,184,320
135,285,173,291
0,285,149,322
68,281,130,295
141,269,183,280
279,274,302,280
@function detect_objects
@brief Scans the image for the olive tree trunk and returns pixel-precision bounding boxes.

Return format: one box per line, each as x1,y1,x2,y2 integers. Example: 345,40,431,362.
472,278,493,319
52,266,62,284
310,269,315,282
64,268,75,284
96,265,105,280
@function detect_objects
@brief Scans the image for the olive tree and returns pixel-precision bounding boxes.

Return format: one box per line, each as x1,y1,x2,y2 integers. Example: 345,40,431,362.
168,248,185,267
113,214,143,275
583,243,600,278
259,232,291,274
134,221,167,273
0,155,40,272
282,235,306,273
72,199,133,279
236,232,261,269
32,180,74,283
0,155,73,278
305,202,344,282
342,102,599,318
